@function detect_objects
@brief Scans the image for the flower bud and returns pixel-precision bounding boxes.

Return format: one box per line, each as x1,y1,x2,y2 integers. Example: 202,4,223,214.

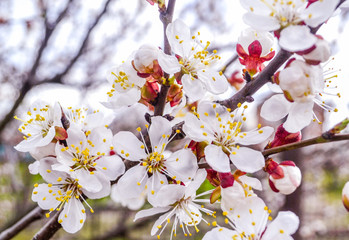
269,161,302,195
132,45,165,80
342,182,349,212
167,84,183,107
266,124,302,149
133,45,159,73
139,81,159,110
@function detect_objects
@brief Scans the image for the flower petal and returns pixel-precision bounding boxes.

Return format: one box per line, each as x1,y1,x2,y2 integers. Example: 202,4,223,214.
111,185,146,210
157,50,181,74
303,0,339,28
82,172,111,199
113,165,147,199
74,168,102,193
205,144,231,173
197,70,228,95
203,227,239,240
182,74,206,101
262,211,299,239
32,184,60,210
151,211,175,236
243,12,280,31
261,94,292,122
221,184,246,213
185,169,207,198
165,149,198,183
102,88,141,109
134,206,171,222
240,175,263,191
279,26,317,52
166,19,192,57
95,155,125,181
113,131,147,161
151,184,185,208
58,198,86,234
236,126,274,145
183,113,215,142
148,116,172,149
283,101,314,133
230,147,265,173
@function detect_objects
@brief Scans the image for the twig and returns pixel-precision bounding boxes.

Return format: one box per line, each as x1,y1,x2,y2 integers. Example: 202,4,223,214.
32,211,61,240
263,134,349,157
154,0,176,116
218,49,292,110
0,207,44,240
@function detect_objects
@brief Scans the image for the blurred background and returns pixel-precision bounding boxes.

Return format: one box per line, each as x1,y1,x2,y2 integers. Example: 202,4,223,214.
1,0,349,239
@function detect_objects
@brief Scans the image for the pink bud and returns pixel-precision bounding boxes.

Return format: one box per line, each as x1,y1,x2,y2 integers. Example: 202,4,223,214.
267,124,302,148
342,182,349,212
265,159,284,179
269,163,302,195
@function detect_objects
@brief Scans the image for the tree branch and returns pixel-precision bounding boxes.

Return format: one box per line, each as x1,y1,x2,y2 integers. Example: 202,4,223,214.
32,211,61,240
154,0,176,116
0,207,44,240
217,49,292,110
263,134,349,157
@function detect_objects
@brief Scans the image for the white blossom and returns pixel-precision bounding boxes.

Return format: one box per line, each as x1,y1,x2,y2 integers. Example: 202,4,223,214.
240,0,339,51
159,19,228,101
14,101,63,152
203,196,299,240
134,169,214,240
112,116,198,207
261,59,338,132
103,60,146,108
184,102,273,173
54,123,125,195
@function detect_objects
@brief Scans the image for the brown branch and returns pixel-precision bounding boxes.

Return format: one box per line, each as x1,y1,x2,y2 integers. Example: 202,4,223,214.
218,49,292,110
154,0,176,116
263,134,349,157
0,207,44,240
32,211,61,240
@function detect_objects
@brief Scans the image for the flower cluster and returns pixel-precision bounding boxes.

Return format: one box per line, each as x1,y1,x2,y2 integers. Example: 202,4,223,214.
16,101,125,233
12,0,348,239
